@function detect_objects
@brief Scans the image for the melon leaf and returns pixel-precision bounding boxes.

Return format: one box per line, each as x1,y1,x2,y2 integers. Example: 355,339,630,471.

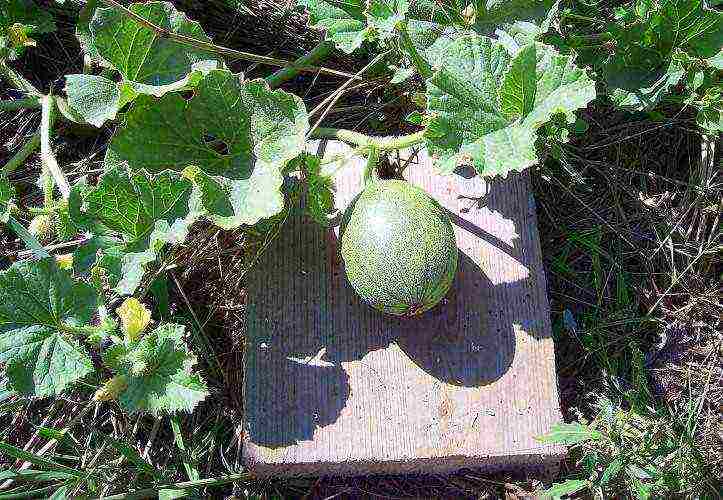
71,168,194,295
88,1,219,98
64,75,137,128
107,69,308,229
0,258,97,397
546,0,722,111
116,324,208,415
80,168,192,244
425,35,595,177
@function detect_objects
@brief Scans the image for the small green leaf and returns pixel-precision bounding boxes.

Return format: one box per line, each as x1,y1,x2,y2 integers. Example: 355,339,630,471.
108,70,308,229
72,235,122,275
0,173,16,223
0,0,55,59
406,110,424,125
0,0,55,33
116,216,195,296
90,1,219,96
0,258,97,397
117,324,209,415
499,43,537,120
366,0,408,39
538,479,589,499
298,0,370,54
303,155,337,226
535,422,603,445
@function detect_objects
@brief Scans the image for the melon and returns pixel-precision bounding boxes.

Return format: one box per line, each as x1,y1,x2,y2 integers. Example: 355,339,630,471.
340,179,458,316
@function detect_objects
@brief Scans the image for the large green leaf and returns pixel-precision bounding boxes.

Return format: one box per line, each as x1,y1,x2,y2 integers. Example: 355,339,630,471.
0,259,96,397
116,324,208,415
107,69,309,228
297,0,370,54
0,174,15,223
425,35,595,177
82,168,192,244
72,169,194,295
89,1,219,97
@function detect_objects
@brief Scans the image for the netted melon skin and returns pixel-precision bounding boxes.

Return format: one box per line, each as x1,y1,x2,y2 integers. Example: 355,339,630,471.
340,179,458,316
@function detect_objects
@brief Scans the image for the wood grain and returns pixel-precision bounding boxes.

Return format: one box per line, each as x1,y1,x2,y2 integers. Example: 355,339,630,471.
242,141,565,476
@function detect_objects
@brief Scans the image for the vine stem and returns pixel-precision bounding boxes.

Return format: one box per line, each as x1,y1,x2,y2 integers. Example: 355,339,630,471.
40,95,71,201
2,133,40,175
0,61,39,96
97,0,357,81
310,127,426,152
0,97,41,112
265,41,333,88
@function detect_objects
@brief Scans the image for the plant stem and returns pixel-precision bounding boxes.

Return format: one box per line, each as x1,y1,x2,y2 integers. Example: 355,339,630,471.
364,147,380,186
0,61,40,96
2,132,40,175
92,472,253,500
398,22,432,79
310,127,426,151
265,42,333,88
40,95,71,201
97,0,357,81
0,97,41,112
561,12,601,24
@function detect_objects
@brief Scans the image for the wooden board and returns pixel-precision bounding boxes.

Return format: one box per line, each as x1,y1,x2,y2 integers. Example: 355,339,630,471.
242,141,565,476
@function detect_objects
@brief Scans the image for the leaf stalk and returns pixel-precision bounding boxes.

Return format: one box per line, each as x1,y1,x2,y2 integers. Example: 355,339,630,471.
311,127,426,152
265,42,333,88
0,97,41,112
40,95,71,201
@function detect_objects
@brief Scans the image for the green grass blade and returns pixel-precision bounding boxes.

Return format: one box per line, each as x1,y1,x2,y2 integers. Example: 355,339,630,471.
170,416,199,482
0,442,82,477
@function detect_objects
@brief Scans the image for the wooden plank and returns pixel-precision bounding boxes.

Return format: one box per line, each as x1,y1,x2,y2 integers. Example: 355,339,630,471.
242,141,565,476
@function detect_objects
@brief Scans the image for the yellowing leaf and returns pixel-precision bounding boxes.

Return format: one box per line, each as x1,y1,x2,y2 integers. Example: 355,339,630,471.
8,22,35,47
55,254,74,270
117,298,152,342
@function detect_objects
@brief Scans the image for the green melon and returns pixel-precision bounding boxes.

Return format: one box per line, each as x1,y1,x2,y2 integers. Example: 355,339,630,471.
340,179,458,316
